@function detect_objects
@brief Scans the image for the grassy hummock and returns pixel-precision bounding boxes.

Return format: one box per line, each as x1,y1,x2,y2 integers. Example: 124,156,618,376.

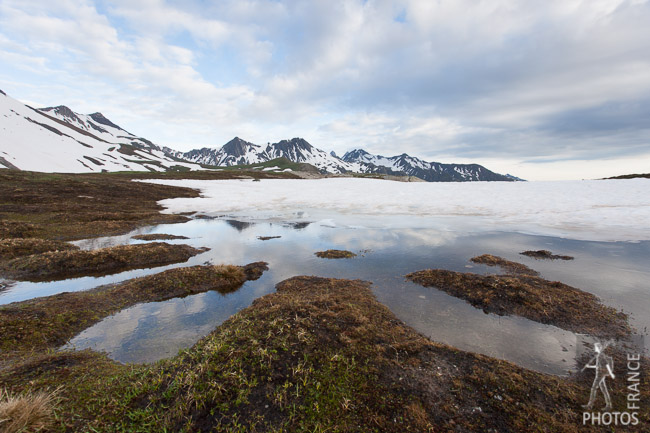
1,276,647,432
0,242,206,281
407,256,630,339
131,233,190,241
520,250,574,260
0,238,79,261
257,236,282,241
0,262,268,354
315,249,357,259
470,254,539,275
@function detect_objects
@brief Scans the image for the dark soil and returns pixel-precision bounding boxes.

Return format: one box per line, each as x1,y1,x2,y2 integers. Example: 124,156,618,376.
0,262,267,353
407,257,630,339
131,233,190,241
315,249,357,259
257,236,282,241
0,242,206,281
521,250,574,260
2,276,646,432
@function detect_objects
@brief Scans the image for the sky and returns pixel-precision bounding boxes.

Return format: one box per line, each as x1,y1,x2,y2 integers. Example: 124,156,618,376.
1,0,649,180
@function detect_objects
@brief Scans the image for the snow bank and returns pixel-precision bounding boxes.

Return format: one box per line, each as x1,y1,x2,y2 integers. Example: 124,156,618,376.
141,178,650,242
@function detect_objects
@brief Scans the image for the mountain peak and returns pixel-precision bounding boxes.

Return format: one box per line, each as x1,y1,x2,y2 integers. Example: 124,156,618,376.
89,112,123,131
342,148,371,162
270,138,314,154
41,105,77,119
221,137,259,157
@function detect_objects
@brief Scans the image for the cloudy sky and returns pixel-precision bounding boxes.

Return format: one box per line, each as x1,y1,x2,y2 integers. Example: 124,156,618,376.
1,0,649,180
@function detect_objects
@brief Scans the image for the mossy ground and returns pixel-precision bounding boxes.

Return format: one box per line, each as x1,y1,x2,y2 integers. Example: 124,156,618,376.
520,250,574,260
0,263,267,354
407,255,631,339
0,238,78,261
0,242,206,281
0,170,297,242
470,253,539,275
132,233,190,241
315,249,357,259
1,276,647,432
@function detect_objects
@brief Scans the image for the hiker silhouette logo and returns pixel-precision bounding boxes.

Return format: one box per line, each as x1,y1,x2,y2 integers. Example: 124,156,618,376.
582,340,615,410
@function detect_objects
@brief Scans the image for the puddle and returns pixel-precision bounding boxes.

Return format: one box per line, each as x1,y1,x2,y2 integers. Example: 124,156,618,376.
3,217,649,375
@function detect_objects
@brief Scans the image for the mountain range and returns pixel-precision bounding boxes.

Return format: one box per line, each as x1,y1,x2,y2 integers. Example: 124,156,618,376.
0,90,517,181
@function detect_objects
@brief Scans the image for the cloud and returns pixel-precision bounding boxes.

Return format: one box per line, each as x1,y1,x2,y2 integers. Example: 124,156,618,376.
1,0,649,179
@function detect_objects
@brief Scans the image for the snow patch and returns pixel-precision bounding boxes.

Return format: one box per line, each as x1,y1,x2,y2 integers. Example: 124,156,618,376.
140,178,650,242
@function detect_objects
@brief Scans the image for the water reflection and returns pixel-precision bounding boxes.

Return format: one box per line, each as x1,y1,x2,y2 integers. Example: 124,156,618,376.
2,216,647,374
33,217,647,375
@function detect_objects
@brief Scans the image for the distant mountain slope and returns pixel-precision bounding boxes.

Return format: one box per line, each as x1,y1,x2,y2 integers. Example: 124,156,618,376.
263,138,352,173
170,137,353,174
605,173,650,180
342,149,513,182
171,137,514,181
0,91,202,173
168,137,266,167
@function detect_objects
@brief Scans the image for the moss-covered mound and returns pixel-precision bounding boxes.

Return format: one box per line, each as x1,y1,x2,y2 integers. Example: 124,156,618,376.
0,238,79,261
131,234,190,241
0,242,206,281
0,221,37,239
407,257,630,339
0,262,268,353
2,276,647,432
520,250,574,260
470,254,539,276
315,249,357,259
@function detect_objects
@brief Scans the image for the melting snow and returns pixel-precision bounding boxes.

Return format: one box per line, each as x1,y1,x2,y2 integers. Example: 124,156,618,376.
141,178,650,242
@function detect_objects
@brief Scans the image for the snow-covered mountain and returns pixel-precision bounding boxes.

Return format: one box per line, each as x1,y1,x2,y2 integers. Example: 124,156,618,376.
263,138,352,173
166,137,266,167
0,89,517,181
0,90,202,173
171,137,353,174
342,149,514,182
171,136,514,181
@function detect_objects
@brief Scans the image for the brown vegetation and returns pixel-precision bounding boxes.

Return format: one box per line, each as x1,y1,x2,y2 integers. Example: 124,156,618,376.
407,256,630,339
0,388,59,433
131,233,190,241
0,170,298,242
520,250,574,260
470,254,539,275
0,242,206,281
2,276,646,432
0,238,78,261
315,249,357,259
0,262,268,353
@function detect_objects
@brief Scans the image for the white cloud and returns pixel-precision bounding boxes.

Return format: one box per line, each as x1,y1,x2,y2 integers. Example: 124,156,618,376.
1,0,649,179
